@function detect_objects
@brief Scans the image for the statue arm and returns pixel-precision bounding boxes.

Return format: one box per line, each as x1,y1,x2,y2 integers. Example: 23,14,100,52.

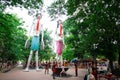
24,19,34,48
28,18,35,37
62,29,66,48
41,25,44,49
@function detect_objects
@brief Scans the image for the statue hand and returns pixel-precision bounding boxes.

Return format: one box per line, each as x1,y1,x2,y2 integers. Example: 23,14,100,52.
41,41,44,50
24,37,30,49
63,43,66,49
28,36,30,40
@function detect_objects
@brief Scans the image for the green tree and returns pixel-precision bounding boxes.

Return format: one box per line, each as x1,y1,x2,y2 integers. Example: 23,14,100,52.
65,0,120,71
0,12,26,62
39,29,53,61
62,45,74,61
47,0,66,20
0,0,43,12
48,0,120,72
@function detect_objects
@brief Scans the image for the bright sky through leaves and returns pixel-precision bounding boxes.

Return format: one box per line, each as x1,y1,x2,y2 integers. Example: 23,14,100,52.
5,0,67,38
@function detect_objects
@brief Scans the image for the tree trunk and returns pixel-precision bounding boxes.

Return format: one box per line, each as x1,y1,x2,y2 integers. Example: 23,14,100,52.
118,52,120,66
92,53,97,80
109,59,113,72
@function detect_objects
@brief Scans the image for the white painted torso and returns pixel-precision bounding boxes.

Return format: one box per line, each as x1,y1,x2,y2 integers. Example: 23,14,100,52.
55,25,63,41
31,19,42,36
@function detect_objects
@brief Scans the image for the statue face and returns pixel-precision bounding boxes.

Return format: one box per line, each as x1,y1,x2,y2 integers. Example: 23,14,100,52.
59,20,62,24
37,15,40,19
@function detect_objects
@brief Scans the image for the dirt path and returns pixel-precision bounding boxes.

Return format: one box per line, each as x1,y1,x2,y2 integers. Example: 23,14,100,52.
0,65,87,80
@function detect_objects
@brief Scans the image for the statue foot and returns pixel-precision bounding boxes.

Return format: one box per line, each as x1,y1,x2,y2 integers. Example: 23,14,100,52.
36,68,40,71
23,68,29,72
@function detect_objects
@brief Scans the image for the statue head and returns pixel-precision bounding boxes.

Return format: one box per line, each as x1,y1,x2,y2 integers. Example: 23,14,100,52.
57,19,62,28
36,13,42,19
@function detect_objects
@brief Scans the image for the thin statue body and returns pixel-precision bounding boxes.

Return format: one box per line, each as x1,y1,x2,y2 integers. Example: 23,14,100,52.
54,20,65,67
24,14,44,72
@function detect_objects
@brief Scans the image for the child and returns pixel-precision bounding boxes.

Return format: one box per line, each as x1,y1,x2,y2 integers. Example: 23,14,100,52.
45,61,49,74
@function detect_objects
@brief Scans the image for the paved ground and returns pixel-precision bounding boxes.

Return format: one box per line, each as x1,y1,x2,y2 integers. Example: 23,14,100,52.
0,65,88,80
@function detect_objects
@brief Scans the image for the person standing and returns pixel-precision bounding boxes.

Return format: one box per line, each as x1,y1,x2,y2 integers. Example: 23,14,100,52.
74,62,78,77
45,61,49,74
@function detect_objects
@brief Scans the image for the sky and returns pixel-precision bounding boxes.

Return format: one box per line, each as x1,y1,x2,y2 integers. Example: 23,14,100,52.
5,0,67,37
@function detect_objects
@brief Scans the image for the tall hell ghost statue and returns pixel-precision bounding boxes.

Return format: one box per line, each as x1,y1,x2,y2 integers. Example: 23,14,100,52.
55,20,65,66
24,14,44,72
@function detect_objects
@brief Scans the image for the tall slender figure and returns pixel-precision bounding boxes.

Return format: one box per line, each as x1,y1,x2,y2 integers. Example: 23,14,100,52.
55,19,65,66
24,13,44,72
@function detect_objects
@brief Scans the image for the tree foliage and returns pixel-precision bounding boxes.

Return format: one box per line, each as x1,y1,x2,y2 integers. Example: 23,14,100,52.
0,0,43,15
0,12,26,62
62,45,74,61
48,0,120,70
0,0,54,65
64,0,120,70
0,0,43,10
39,29,53,61
47,0,66,20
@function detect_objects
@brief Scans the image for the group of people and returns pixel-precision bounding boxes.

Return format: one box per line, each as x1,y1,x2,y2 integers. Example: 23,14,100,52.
51,60,68,79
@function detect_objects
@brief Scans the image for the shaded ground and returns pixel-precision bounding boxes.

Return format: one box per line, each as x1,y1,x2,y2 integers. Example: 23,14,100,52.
0,65,87,80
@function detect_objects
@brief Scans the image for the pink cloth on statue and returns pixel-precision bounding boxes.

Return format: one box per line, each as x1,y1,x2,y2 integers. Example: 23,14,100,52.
56,40,63,55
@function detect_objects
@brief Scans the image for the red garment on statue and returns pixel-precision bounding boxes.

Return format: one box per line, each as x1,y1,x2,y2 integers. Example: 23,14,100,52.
36,19,40,33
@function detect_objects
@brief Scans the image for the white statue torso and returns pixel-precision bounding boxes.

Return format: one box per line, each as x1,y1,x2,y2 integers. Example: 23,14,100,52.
55,25,63,41
31,19,42,37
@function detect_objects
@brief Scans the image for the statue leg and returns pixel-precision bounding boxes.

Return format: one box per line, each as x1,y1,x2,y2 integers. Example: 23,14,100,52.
35,51,39,71
60,55,63,66
56,53,59,62
24,50,33,72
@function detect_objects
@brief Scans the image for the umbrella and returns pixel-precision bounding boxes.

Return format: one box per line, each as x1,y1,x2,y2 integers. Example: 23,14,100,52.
72,58,78,63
